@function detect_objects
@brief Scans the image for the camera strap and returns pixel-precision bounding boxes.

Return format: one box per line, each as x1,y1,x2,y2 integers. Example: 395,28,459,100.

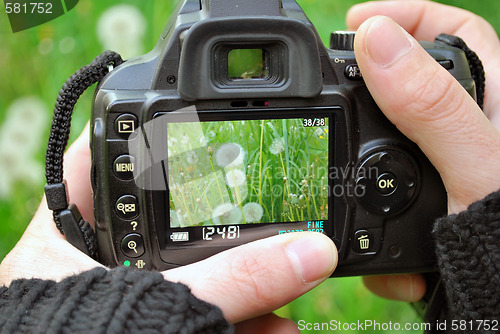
435,33,485,109
44,51,124,259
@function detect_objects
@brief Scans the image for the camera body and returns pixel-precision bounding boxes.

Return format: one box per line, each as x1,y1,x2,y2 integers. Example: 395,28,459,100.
91,0,475,276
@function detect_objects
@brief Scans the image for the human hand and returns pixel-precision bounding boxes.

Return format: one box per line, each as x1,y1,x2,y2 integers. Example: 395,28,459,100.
346,0,500,302
0,124,337,333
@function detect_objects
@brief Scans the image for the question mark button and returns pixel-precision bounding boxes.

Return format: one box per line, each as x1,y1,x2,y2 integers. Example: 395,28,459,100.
120,233,145,258
131,221,138,231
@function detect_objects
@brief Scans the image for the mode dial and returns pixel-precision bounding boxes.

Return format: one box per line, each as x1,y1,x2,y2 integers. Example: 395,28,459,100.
330,31,356,51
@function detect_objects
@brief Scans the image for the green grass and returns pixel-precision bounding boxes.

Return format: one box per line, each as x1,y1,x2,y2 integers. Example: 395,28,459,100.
1,0,498,333
168,117,329,226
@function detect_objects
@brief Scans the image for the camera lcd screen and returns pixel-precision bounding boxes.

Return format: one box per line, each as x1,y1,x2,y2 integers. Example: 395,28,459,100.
166,114,330,230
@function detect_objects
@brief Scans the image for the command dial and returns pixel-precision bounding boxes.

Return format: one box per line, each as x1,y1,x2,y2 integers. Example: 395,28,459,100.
330,31,356,51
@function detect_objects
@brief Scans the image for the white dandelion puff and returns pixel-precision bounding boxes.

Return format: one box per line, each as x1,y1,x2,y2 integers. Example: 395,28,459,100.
206,130,216,139
180,135,189,146
211,204,242,225
97,5,146,59
215,143,244,168
269,138,285,155
168,137,178,147
170,210,180,228
315,127,324,136
225,169,246,188
0,97,47,198
38,38,53,55
186,151,198,164
242,202,264,223
59,37,76,54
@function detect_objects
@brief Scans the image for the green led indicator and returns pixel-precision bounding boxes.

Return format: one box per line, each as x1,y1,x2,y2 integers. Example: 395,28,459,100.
124,260,131,267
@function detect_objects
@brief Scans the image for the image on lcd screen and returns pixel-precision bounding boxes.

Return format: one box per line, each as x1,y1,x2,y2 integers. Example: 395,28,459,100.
167,117,329,227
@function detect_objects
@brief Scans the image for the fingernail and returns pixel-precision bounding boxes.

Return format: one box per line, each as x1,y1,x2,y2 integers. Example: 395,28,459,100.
365,16,413,68
285,234,337,283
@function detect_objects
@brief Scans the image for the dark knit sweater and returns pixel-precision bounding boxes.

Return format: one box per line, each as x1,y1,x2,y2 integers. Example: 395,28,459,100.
432,190,500,331
1,191,499,333
0,267,232,334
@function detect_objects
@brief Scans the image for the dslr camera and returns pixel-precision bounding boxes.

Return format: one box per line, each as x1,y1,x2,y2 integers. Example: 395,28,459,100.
91,0,475,275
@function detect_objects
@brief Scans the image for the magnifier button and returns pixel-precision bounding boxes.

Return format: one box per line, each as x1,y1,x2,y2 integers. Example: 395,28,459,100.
121,233,145,258
115,195,139,219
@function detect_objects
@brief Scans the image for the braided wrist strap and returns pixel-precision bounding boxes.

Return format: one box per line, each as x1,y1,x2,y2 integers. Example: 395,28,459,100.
45,51,124,258
436,33,486,109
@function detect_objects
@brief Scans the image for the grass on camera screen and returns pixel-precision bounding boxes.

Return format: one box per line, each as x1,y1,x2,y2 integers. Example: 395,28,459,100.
167,117,329,228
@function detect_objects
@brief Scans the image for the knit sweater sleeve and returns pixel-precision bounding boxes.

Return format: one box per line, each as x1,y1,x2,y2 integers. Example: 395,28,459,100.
0,267,233,334
433,189,500,322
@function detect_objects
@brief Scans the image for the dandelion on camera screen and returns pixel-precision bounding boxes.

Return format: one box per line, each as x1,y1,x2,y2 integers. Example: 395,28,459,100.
167,117,329,228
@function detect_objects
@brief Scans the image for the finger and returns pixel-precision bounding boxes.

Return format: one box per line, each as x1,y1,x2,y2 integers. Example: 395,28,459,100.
162,232,337,324
346,1,500,56
346,1,500,123
235,313,299,334
354,16,500,213
362,274,426,302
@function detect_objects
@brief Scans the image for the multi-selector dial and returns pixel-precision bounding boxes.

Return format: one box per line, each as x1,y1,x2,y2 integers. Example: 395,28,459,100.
355,149,418,215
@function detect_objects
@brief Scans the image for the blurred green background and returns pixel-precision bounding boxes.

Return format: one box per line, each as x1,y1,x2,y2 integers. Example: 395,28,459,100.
0,0,498,333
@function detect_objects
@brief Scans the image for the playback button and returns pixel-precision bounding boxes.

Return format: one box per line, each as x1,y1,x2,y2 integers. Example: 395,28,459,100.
115,114,138,139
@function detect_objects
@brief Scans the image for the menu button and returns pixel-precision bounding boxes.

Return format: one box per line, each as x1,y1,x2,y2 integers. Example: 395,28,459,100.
113,155,135,180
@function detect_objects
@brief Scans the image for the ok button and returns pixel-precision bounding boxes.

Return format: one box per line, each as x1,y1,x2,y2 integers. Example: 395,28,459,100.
376,173,398,195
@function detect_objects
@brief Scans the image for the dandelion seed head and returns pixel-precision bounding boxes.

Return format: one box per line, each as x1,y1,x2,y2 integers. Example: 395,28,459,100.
59,37,75,54
170,210,180,227
39,38,53,55
242,202,264,223
0,97,47,198
181,135,189,146
186,151,198,164
97,4,146,58
168,137,178,147
215,143,244,168
225,169,246,188
212,204,242,225
269,138,285,155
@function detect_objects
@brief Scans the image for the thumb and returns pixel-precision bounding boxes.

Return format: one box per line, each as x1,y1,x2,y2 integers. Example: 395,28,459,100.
354,16,500,213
